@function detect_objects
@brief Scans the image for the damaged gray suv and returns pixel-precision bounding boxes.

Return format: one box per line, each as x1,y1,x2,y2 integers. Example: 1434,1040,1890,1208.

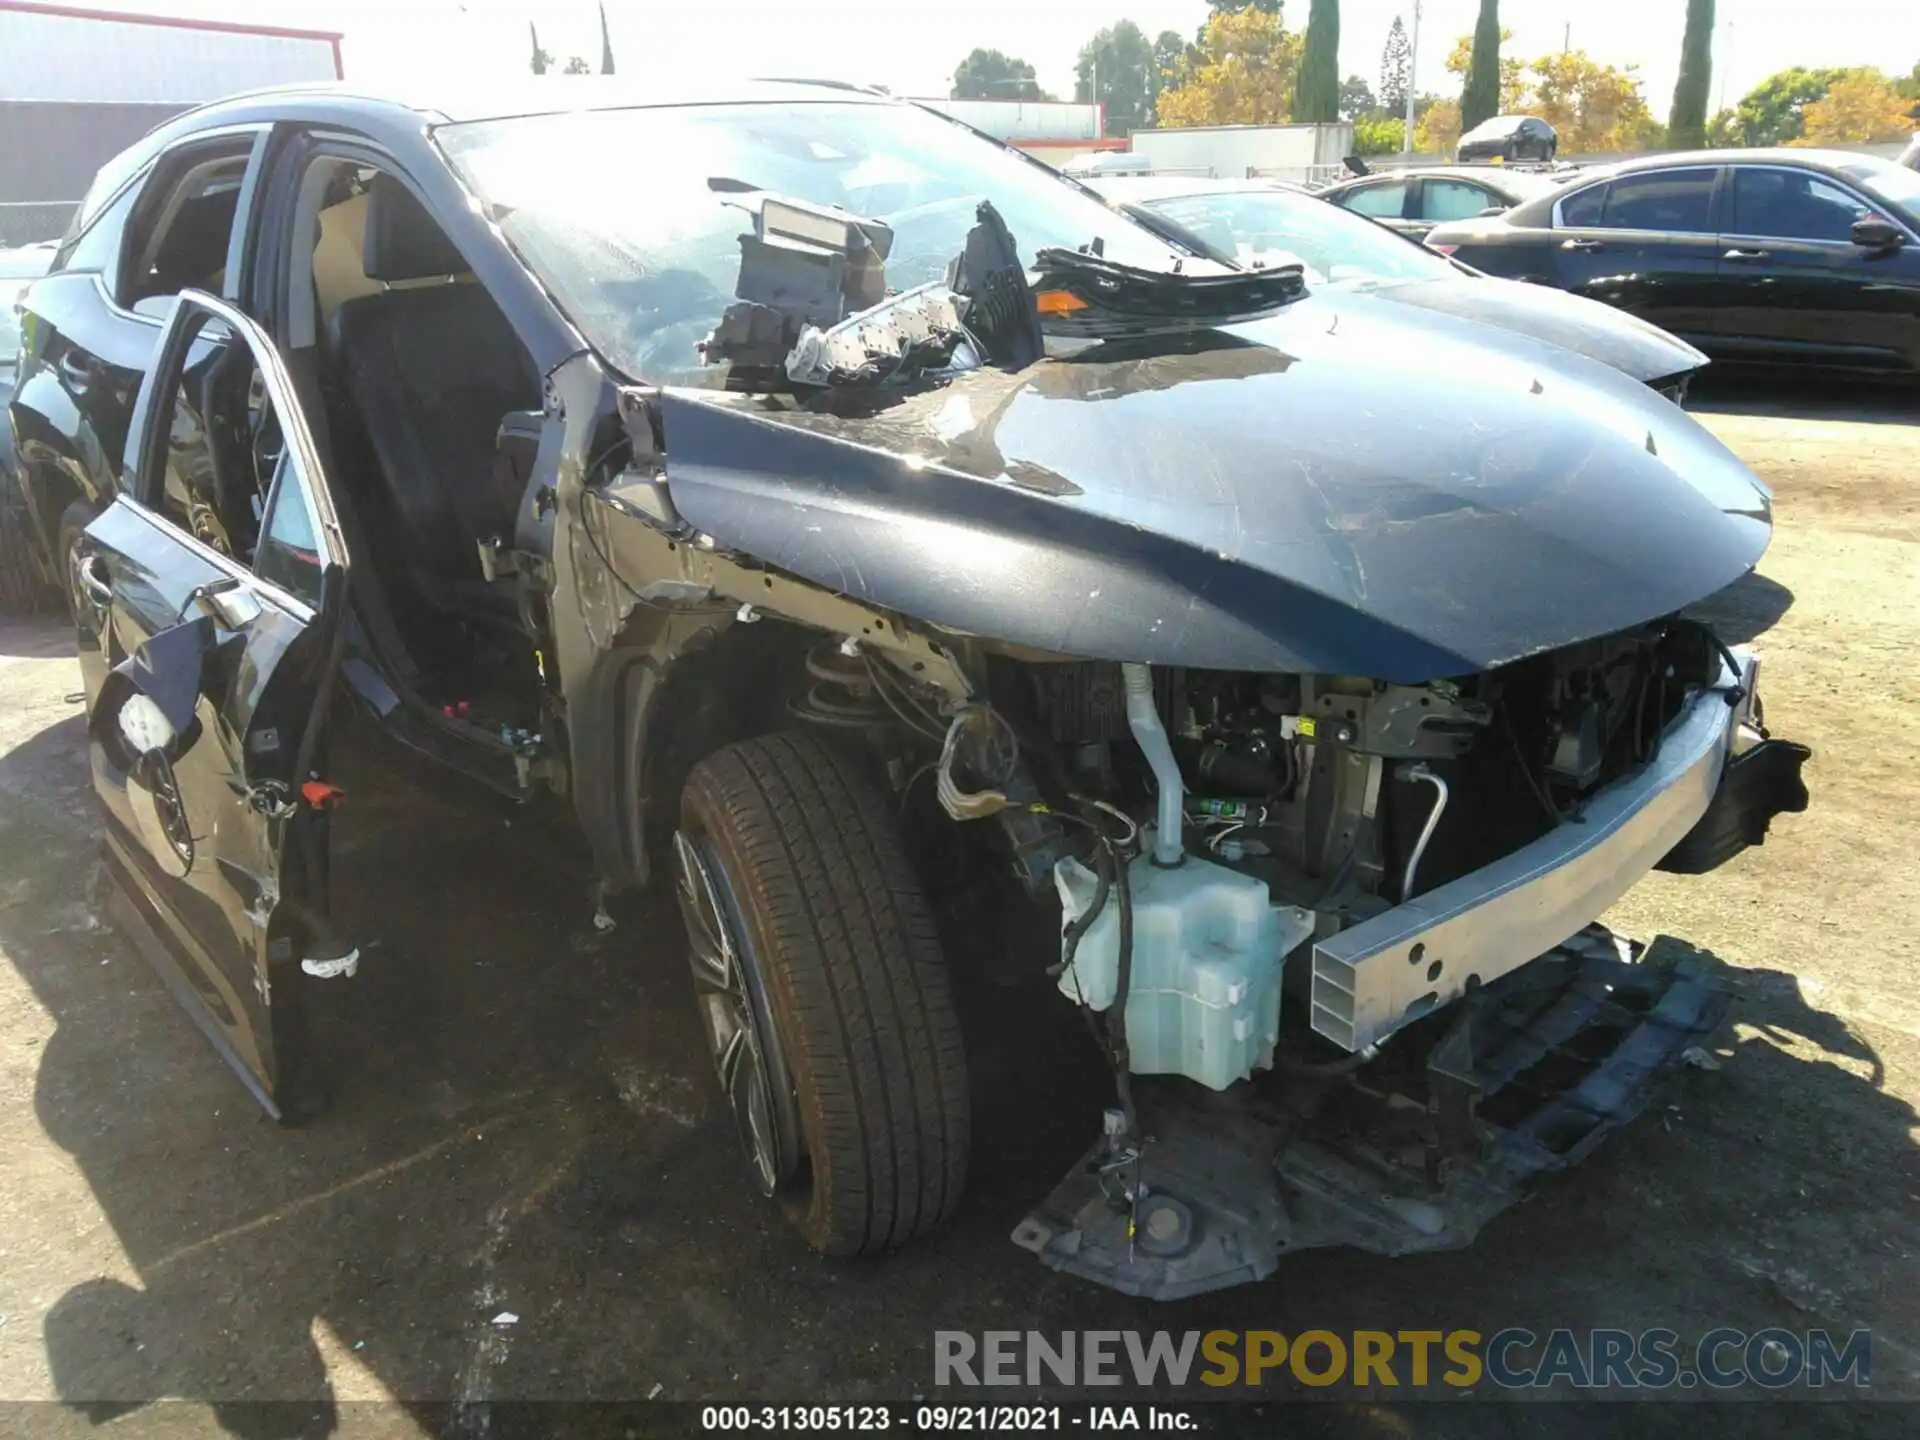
8,79,1808,1299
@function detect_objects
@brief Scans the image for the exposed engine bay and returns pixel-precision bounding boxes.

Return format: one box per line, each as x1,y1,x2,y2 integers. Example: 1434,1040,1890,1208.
811,618,1808,1297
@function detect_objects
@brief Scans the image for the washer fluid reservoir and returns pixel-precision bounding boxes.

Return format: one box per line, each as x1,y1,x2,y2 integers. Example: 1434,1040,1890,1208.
1054,843,1314,1091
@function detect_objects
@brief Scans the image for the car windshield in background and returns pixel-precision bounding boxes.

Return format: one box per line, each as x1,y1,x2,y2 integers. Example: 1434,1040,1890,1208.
1135,189,1455,288
436,101,1182,384
1839,156,1920,216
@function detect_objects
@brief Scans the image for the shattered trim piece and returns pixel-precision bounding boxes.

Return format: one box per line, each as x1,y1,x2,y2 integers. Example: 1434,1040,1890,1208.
785,283,973,388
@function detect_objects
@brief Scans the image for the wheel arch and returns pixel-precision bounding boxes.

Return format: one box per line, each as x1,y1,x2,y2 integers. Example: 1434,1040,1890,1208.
574,611,826,893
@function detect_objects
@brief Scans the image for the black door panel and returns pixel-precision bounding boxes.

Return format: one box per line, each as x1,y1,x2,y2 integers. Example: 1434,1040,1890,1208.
1550,230,1726,341
80,289,349,1117
1539,167,1726,344
1714,166,1920,370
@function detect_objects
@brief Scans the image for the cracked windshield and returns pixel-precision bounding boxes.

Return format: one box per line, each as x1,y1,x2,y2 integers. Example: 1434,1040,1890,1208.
437,100,1182,384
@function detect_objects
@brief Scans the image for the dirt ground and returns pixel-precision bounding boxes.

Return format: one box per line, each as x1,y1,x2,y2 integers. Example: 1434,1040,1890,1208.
0,382,1915,1436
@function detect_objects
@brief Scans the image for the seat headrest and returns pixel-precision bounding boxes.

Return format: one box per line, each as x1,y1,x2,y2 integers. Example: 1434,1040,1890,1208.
362,173,468,282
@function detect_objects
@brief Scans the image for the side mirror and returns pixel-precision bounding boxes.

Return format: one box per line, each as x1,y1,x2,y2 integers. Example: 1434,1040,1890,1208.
1477,205,1507,218
1852,216,1904,251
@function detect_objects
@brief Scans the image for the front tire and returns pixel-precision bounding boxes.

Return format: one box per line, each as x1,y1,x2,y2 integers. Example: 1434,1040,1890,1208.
676,730,970,1255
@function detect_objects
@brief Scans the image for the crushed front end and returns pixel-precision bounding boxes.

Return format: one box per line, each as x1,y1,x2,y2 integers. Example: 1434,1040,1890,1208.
983,627,1806,1299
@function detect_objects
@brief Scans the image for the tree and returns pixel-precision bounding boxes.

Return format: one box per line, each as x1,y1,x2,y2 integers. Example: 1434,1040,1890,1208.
952,48,1043,101
598,2,616,75
1208,0,1283,11
1294,0,1340,124
1338,74,1378,120
1461,0,1504,131
1379,15,1412,117
528,22,551,76
562,56,591,75
1667,0,1713,148
1527,51,1662,152
1156,6,1302,128
1415,96,1460,153
1795,70,1915,144
1352,114,1404,154
1731,67,1854,147
1445,29,1522,112
1706,107,1742,145
1075,21,1155,135
1149,30,1191,125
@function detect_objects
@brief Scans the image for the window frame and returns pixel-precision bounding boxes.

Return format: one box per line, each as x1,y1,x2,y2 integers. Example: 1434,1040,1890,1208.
123,289,347,622
1416,176,1502,225
101,125,270,329
1551,165,1724,238
1721,163,1920,248
1337,177,1412,221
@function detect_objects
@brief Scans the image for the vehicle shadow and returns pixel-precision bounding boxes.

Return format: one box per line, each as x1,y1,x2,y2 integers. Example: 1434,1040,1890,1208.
0,613,75,659
1690,373,1920,426
1,702,1913,1429
1689,569,1796,646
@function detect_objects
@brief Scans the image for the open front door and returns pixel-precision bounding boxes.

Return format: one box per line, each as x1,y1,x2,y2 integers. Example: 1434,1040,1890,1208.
74,289,351,1120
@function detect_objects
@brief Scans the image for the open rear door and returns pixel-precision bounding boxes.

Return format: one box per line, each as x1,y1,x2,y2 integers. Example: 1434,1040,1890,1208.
74,289,352,1120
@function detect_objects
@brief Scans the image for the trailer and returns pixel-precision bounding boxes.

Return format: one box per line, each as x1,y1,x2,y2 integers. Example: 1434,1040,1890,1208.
1127,122,1355,186
0,2,343,243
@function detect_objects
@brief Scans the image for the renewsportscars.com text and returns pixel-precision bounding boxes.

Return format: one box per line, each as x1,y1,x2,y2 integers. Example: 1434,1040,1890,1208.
933,1328,1871,1390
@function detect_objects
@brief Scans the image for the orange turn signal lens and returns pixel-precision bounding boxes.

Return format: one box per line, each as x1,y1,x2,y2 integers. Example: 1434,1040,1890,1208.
1034,289,1089,315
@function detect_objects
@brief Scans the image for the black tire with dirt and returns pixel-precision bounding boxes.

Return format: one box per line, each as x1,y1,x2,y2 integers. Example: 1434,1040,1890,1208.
675,730,969,1255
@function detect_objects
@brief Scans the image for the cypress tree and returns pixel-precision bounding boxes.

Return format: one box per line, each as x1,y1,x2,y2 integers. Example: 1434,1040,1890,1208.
1295,0,1342,123
1668,0,1715,149
1461,0,1503,132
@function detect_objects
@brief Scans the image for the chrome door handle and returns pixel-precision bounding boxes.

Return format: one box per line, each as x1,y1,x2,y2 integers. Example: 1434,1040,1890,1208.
75,554,112,606
1561,238,1605,252
1723,247,1769,260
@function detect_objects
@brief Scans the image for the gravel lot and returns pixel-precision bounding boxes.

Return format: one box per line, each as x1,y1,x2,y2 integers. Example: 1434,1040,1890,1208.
0,386,1914,1435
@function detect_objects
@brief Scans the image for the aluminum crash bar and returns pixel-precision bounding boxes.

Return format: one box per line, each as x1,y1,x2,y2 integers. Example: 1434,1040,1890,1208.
1310,653,1760,1053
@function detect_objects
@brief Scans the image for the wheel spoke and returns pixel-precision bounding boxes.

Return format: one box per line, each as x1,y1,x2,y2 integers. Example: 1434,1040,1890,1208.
672,832,733,991
718,1023,778,1195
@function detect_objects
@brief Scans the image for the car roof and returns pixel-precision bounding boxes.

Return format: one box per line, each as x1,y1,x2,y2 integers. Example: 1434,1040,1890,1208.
174,75,891,128
1462,115,1538,138
0,243,57,278
1495,147,1911,226
1331,165,1554,194
1088,176,1309,202
1560,147,1885,181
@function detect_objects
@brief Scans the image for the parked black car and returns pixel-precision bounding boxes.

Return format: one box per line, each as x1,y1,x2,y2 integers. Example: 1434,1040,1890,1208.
1427,149,1920,375
8,80,1805,1298
1318,165,1561,240
1093,175,1705,395
1457,114,1559,164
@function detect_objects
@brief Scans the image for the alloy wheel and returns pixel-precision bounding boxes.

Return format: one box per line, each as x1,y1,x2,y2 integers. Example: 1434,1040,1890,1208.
671,829,805,1197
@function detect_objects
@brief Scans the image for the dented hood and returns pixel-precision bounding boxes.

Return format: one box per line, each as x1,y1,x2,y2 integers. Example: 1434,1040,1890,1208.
654,289,1770,680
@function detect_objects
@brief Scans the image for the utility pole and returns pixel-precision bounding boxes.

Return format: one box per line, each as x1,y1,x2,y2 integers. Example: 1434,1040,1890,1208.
1402,0,1422,154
